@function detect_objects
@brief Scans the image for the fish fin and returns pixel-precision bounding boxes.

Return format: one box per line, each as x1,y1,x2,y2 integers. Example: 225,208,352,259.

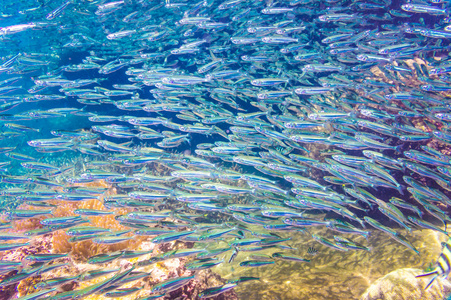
416,269,438,278
423,274,439,290
358,218,366,228
185,133,191,146
208,50,216,61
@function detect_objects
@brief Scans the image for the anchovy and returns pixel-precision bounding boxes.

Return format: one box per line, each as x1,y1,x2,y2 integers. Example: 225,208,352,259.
408,216,448,236
151,275,195,294
151,231,195,244
239,260,275,267
199,283,238,298
271,252,310,262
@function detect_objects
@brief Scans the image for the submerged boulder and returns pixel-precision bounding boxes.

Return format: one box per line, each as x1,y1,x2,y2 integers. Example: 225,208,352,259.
360,268,451,300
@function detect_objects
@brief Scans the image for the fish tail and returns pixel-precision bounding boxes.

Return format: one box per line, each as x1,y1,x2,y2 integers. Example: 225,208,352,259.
185,133,191,146
397,185,405,196
349,110,358,119
358,218,366,228
323,121,333,133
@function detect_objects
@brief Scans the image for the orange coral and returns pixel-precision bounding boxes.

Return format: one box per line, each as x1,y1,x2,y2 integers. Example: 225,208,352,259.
12,212,46,232
50,180,143,260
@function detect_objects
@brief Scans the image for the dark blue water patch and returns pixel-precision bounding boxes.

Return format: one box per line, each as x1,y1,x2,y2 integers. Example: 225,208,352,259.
59,50,90,67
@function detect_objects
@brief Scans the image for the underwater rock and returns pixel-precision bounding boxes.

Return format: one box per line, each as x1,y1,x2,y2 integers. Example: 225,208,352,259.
360,268,451,300
166,270,238,300
212,228,446,300
0,282,16,300
25,235,235,300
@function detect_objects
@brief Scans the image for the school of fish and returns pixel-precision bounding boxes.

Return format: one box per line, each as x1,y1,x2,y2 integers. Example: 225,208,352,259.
1,0,451,298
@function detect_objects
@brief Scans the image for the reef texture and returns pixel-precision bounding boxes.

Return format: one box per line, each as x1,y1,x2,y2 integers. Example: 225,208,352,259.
360,268,451,300
213,227,448,300
2,235,238,300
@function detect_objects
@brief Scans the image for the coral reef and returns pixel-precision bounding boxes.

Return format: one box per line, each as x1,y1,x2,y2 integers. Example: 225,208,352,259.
213,227,447,300
0,283,16,300
165,270,239,300
360,268,451,300
11,211,46,231
0,234,57,298
48,180,143,260
0,176,240,300
34,237,237,300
